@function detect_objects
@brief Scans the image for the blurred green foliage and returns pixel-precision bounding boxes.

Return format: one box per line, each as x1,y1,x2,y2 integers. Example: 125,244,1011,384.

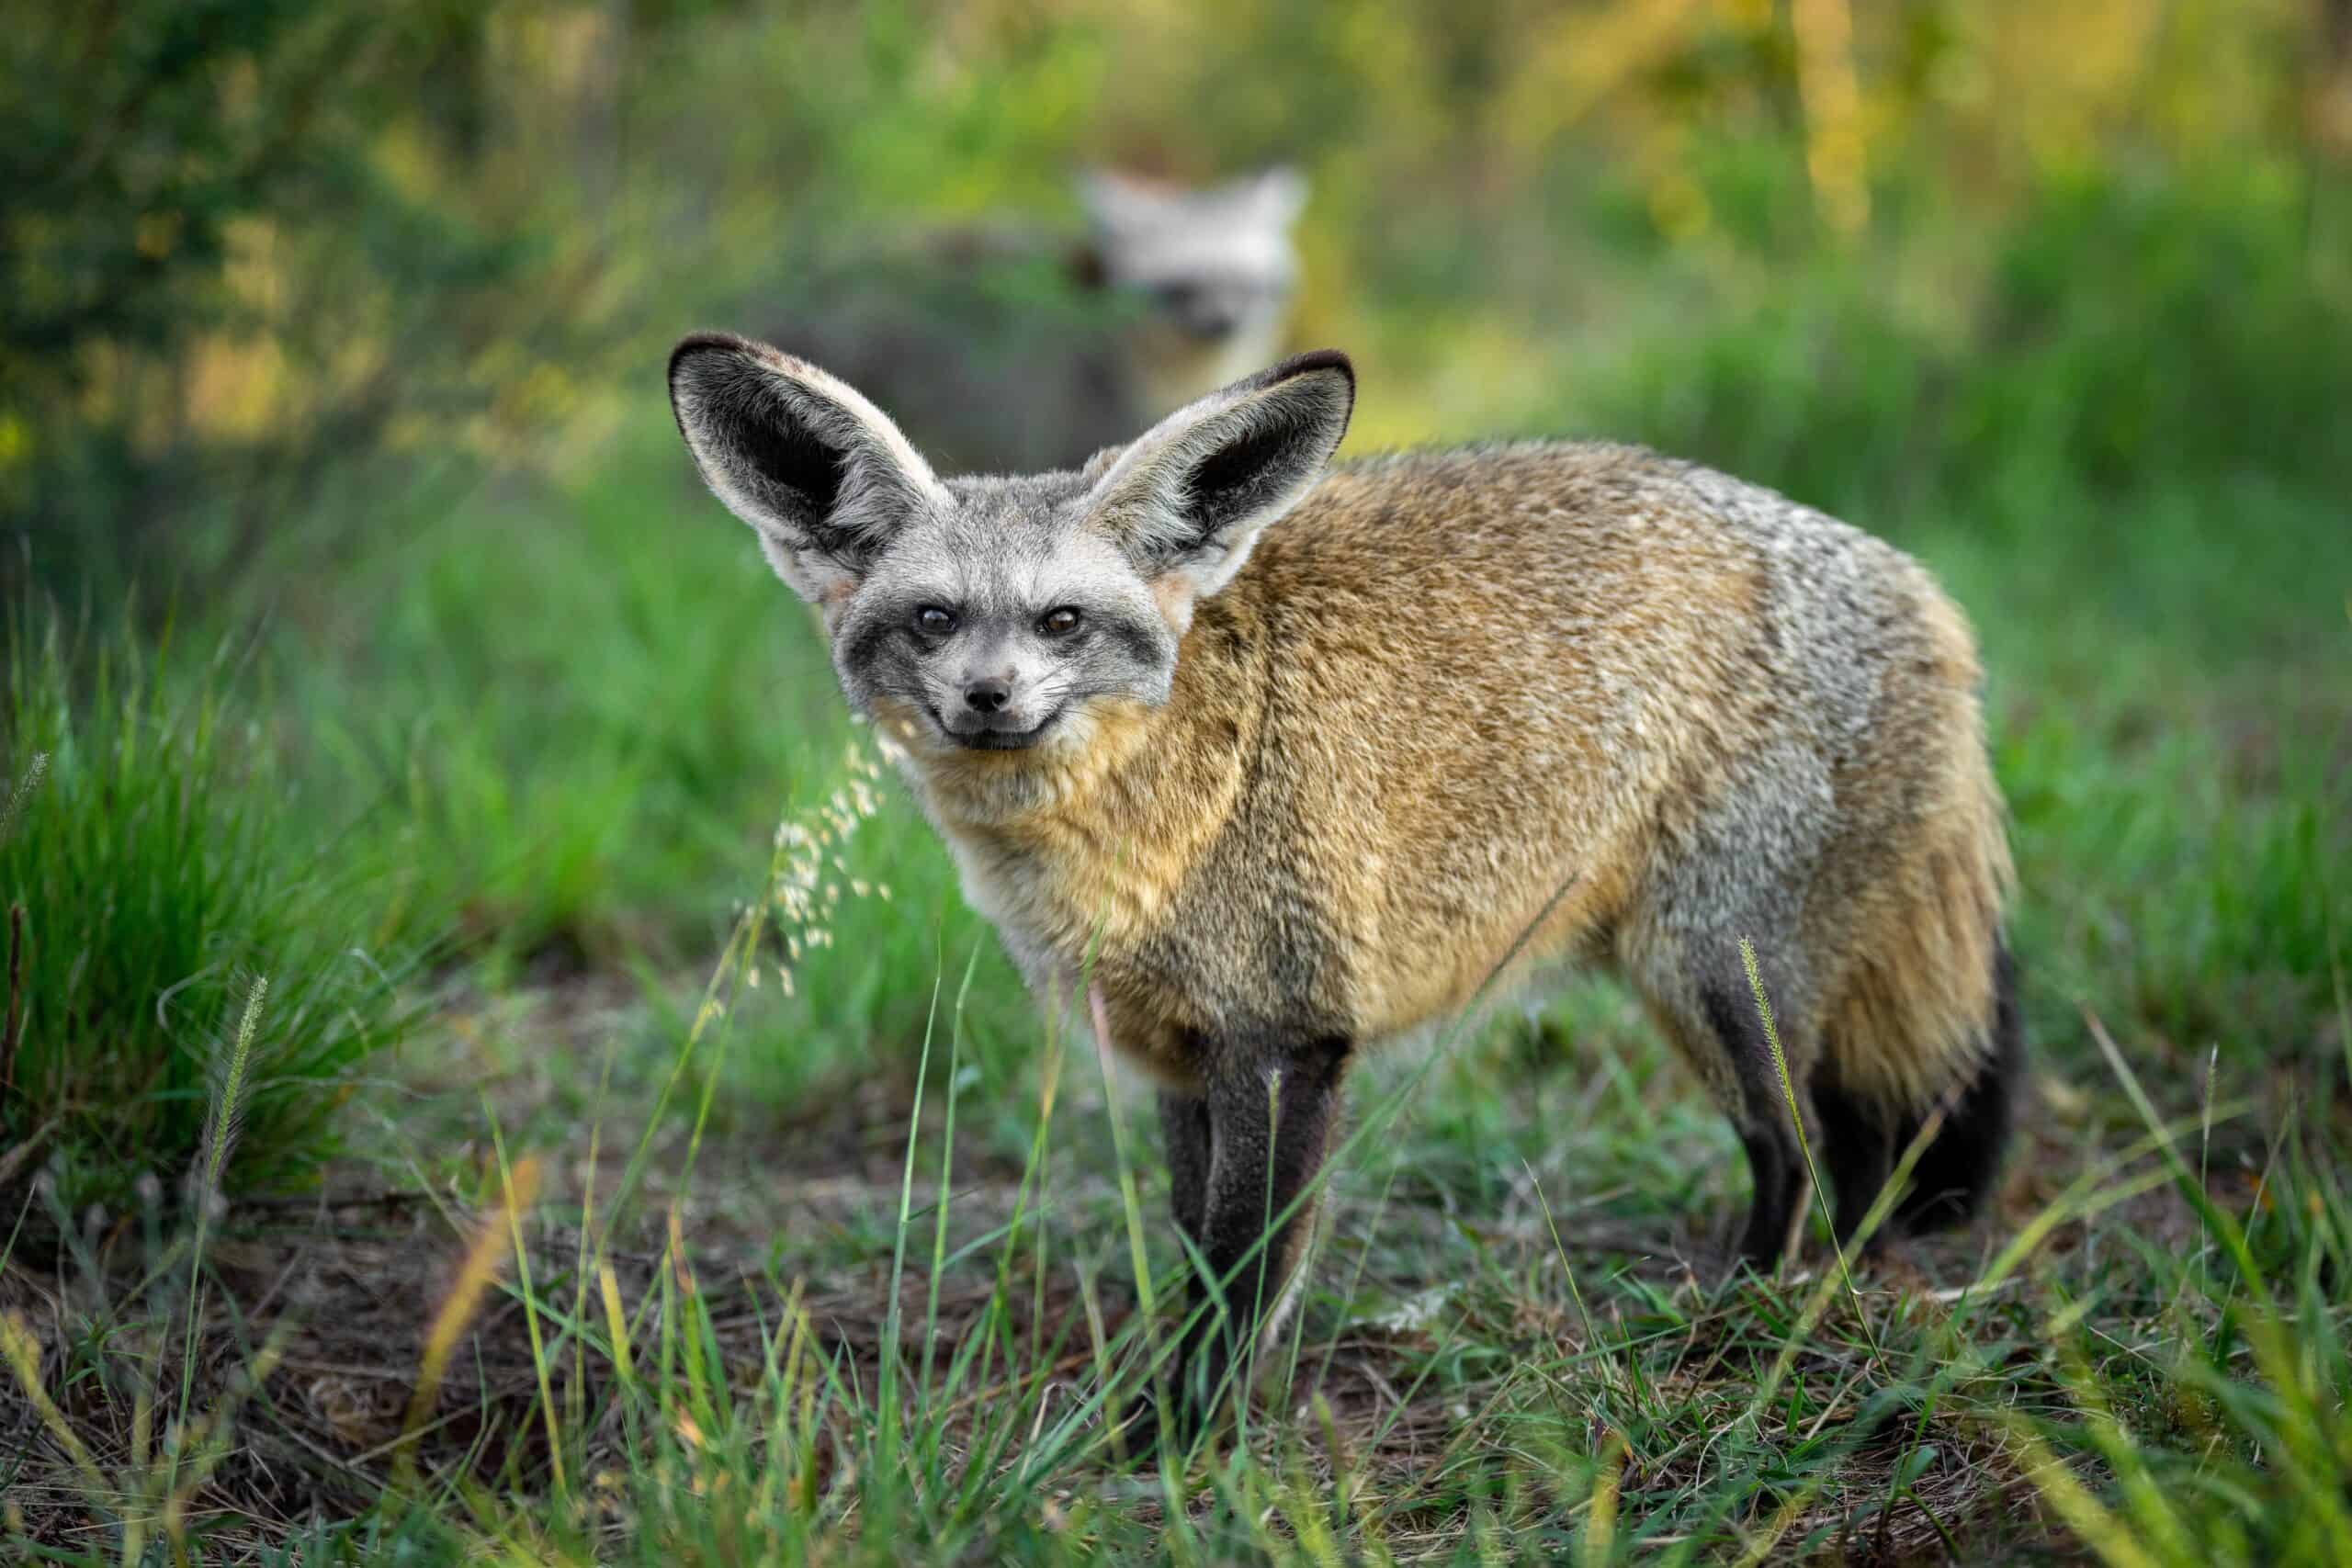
0,3,558,600
1580,170,2352,522
8,1,2345,595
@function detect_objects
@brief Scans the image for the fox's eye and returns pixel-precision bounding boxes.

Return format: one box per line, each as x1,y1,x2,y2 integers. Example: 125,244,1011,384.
1038,606,1083,638
913,606,957,637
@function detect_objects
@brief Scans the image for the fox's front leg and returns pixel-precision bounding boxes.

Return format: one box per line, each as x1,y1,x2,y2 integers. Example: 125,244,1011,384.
1162,1036,1349,1438
1157,1089,1212,1246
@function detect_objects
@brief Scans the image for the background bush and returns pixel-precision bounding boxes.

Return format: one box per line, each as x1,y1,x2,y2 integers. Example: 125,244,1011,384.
1,617,422,1203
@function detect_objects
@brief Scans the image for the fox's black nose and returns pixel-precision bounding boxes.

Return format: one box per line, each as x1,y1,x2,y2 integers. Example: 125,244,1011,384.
964,678,1011,714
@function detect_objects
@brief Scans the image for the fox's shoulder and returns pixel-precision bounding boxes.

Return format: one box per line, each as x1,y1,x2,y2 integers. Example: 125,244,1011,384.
1245,439,1749,594
1318,438,1671,493
1290,439,1767,540
1273,439,1894,571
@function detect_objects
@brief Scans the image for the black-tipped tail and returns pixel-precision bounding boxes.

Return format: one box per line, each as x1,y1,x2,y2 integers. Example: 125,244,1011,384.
1895,941,2024,1233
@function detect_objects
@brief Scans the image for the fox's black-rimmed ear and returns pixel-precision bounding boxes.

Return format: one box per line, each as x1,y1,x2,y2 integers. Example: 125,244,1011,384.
1087,350,1354,615
1237,164,1308,228
667,333,947,604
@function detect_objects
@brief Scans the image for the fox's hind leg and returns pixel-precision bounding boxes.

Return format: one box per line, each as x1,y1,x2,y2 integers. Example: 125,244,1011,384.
1627,953,1819,1269
1810,1069,1895,1247
1734,1117,1804,1265
1622,743,1847,1267
1694,979,1812,1267
1626,915,1826,1268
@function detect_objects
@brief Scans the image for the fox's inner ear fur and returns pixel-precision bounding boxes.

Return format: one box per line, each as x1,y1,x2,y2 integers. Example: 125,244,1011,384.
668,333,946,604
1089,349,1354,623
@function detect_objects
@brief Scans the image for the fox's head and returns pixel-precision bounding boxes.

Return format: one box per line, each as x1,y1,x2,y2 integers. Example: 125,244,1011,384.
1077,167,1307,414
668,333,1353,772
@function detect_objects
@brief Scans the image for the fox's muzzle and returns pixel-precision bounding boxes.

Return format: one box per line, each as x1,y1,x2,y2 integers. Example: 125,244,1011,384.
935,691,1062,750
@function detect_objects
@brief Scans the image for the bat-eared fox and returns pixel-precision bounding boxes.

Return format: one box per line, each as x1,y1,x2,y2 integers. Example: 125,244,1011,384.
761,166,1306,474
667,334,2021,1438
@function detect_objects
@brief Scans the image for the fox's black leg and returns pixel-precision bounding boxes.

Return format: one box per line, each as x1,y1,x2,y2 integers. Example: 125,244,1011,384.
1734,1120,1804,1265
1158,1089,1211,1245
1701,981,1807,1269
1812,1071,1894,1248
1108,1090,1220,1461
1170,1035,1349,1438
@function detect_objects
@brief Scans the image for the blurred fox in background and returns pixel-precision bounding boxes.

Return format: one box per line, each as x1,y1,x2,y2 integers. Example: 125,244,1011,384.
1073,166,1306,418
761,167,1306,474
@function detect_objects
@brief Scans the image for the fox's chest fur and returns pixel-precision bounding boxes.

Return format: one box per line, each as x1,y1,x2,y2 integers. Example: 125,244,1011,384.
886,599,1325,1087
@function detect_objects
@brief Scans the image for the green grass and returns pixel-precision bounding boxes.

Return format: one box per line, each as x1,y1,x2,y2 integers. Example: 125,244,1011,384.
0,615,424,1206
9,802,2348,1563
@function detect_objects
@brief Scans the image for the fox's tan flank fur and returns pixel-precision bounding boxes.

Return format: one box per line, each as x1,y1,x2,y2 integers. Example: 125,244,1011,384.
921,446,2010,1100
669,334,2022,1440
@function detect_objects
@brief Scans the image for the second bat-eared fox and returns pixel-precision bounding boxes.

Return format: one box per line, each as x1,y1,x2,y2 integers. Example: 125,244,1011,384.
667,333,2022,1443
760,166,1307,475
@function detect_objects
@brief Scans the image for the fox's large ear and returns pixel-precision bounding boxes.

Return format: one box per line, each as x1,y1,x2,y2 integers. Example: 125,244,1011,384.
668,333,947,604
1088,350,1353,619
1239,164,1308,228
1076,167,1169,235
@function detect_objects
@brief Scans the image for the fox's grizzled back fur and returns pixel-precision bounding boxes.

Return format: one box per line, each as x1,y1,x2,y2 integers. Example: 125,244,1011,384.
669,333,2020,1437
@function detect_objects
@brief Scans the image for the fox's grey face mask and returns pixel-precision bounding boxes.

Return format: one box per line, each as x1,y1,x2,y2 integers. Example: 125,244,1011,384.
825,503,1173,753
